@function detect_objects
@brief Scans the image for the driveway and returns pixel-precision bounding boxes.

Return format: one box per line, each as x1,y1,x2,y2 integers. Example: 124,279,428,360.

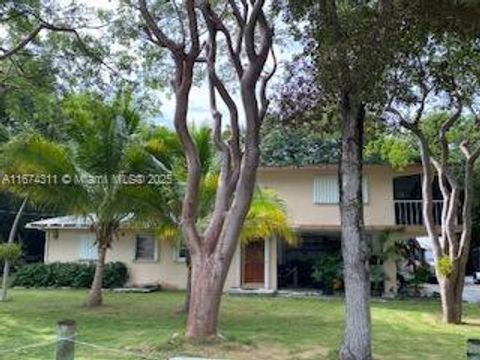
422,276,480,303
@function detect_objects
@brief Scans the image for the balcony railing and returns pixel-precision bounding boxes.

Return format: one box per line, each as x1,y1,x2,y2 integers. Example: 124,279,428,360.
394,200,443,226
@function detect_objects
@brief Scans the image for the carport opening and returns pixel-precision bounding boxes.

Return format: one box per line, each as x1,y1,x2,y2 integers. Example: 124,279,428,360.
277,232,341,290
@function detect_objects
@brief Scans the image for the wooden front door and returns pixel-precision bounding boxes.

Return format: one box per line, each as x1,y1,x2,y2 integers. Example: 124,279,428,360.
243,241,265,284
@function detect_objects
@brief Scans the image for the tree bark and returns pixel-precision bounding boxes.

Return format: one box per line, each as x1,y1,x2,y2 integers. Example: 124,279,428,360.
85,244,107,307
183,252,192,313
438,255,467,323
186,253,227,338
406,112,478,325
439,277,463,323
1,197,28,302
339,98,372,360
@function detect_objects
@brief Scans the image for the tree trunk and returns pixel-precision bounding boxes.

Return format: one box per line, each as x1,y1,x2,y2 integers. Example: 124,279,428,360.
137,0,272,340
440,280,463,324
1,197,28,302
85,245,107,307
339,98,372,360
183,252,192,313
186,252,227,338
438,259,466,324
413,126,476,325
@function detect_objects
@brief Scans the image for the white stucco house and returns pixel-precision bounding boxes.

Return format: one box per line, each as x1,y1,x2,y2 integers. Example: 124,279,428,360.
26,164,439,295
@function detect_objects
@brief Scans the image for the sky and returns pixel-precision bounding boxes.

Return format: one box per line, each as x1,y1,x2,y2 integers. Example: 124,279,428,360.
78,0,298,128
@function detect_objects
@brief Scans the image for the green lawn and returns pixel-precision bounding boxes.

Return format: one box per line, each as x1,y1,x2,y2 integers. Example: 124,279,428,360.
0,290,479,359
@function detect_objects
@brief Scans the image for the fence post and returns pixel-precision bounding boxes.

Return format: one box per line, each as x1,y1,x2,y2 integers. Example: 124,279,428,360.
468,339,480,360
56,320,76,360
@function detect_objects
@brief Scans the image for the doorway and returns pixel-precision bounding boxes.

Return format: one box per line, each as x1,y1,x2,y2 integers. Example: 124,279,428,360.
242,241,265,287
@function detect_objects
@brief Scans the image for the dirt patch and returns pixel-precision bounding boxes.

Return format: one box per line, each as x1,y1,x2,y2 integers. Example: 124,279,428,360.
160,340,330,360
162,341,288,359
292,346,330,359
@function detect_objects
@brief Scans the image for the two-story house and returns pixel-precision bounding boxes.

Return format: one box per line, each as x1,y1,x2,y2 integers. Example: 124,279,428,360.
26,164,439,296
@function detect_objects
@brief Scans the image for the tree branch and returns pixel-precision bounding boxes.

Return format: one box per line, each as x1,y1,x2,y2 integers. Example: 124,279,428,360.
206,2,244,77
259,47,277,121
170,0,186,47
244,0,266,61
138,0,184,56
0,25,43,60
185,0,200,59
438,101,463,168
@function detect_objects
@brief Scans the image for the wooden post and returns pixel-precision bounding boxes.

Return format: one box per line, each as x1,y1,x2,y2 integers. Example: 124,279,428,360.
56,320,76,360
468,339,480,360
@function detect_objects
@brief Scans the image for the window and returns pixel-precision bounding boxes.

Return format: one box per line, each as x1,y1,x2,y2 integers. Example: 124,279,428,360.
313,176,369,204
79,233,97,261
393,175,422,200
393,174,443,200
174,241,188,262
313,176,339,204
135,234,157,261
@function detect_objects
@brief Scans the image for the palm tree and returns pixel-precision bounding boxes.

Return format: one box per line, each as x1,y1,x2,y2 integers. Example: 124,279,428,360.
128,126,297,312
0,196,27,302
1,91,159,306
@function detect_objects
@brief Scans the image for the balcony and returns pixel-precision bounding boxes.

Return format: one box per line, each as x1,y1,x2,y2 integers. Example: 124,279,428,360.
394,200,443,226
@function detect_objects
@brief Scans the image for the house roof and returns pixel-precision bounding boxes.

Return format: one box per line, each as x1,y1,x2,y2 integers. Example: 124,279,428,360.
26,215,93,230
26,214,133,230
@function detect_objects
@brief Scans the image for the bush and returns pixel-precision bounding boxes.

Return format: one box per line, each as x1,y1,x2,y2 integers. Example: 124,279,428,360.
12,262,128,289
104,261,129,288
311,253,343,294
0,243,22,263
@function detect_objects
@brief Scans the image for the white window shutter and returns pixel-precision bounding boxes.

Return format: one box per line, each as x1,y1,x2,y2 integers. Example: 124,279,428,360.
313,176,339,204
79,234,97,260
313,175,369,204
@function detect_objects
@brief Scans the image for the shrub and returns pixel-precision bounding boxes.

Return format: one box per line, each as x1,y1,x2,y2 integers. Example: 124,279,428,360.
11,263,55,287
104,262,129,288
311,253,343,294
12,262,128,288
0,243,22,263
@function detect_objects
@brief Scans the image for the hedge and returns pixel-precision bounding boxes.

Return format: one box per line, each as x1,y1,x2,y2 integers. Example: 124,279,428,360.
12,262,128,289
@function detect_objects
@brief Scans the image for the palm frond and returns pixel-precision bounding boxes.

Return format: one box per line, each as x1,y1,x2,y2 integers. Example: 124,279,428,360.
240,187,297,245
0,133,89,213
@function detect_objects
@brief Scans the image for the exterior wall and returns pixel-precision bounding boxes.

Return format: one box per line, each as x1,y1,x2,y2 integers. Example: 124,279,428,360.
41,164,421,292
45,229,189,289
44,228,277,291
256,165,423,229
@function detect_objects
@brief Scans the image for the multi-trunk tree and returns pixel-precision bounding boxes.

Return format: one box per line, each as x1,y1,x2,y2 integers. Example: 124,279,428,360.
129,125,296,313
385,35,480,323
131,0,275,338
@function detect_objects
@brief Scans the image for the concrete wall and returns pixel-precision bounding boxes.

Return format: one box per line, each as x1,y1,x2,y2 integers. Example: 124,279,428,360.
42,164,421,291
256,165,423,228
45,229,189,289
44,229,277,291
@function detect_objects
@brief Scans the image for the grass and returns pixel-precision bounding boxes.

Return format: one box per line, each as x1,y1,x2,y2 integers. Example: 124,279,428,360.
0,290,479,359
